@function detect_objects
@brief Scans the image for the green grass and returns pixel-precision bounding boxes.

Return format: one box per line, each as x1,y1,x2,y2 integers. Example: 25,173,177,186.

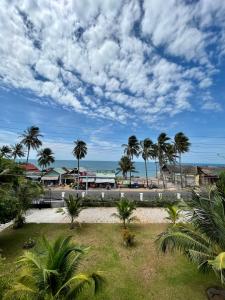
0,223,219,300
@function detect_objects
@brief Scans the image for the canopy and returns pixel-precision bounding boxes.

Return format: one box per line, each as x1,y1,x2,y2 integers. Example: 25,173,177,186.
41,176,59,181
95,178,115,183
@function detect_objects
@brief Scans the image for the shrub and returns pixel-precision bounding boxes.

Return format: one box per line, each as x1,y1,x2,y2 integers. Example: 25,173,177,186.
122,229,135,247
13,213,25,229
23,238,36,249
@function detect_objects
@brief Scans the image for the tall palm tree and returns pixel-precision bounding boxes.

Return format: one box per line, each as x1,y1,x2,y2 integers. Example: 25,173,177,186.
6,236,104,299
166,143,177,183
174,132,190,188
11,143,25,161
157,133,171,188
151,143,159,178
112,198,137,228
37,147,55,172
156,190,225,286
122,135,140,187
0,145,12,158
140,138,153,188
65,194,83,229
20,126,42,163
117,156,135,179
72,140,87,190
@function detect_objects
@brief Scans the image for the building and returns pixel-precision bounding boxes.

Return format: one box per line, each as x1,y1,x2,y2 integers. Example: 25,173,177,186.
41,168,67,186
20,163,41,181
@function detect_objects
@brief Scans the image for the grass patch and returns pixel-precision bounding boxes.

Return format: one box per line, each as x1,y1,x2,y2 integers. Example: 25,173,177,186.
0,223,219,300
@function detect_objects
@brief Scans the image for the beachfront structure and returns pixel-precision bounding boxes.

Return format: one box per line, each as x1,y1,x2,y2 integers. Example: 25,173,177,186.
41,167,67,186
162,164,225,187
20,163,41,181
80,170,116,188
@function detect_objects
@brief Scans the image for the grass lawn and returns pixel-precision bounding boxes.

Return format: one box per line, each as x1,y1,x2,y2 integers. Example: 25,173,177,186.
0,223,219,299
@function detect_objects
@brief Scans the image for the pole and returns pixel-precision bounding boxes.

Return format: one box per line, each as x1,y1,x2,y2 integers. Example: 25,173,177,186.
86,175,88,195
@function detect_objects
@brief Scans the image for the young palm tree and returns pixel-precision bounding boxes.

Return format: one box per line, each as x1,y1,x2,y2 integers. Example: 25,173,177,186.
11,143,25,161
156,190,225,285
0,145,12,158
117,156,135,179
112,198,137,228
174,132,190,188
6,236,104,299
37,147,55,172
157,133,171,188
122,135,140,187
20,126,42,163
72,140,87,190
165,204,182,225
140,138,153,188
65,194,83,229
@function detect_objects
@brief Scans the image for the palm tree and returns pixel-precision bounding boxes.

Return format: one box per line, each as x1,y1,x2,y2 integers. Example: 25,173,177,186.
156,190,225,285
166,143,177,183
72,140,87,190
0,145,12,158
117,156,135,179
157,133,171,188
122,135,140,187
65,194,83,229
140,138,153,188
37,147,55,172
151,143,159,178
20,126,42,163
174,132,190,188
11,143,25,161
165,204,182,225
112,198,137,228
6,236,104,299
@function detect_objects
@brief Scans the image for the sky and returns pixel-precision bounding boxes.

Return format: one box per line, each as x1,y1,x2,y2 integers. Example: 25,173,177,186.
0,0,225,163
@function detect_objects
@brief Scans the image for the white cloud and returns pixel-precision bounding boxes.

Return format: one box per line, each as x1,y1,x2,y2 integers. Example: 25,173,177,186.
0,0,224,126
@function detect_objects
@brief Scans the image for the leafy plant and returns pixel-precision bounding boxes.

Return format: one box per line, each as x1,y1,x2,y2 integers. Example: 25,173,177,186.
5,236,104,300
165,204,182,225
122,229,135,247
156,190,225,285
112,198,137,228
65,194,83,229
23,238,36,249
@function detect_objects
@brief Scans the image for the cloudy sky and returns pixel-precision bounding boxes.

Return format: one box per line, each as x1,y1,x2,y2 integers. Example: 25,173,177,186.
0,0,225,162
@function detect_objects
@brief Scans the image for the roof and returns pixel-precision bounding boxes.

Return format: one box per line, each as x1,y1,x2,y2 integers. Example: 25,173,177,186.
199,166,225,176
162,164,198,175
96,170,115,178
20,163,40,172
41,176,59,181
53,168,67,175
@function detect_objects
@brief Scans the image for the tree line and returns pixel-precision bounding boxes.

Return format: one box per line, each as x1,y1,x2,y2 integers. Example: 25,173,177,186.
118,132,190,188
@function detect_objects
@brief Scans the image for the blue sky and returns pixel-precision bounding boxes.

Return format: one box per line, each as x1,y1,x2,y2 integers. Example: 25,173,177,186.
0,0,225,163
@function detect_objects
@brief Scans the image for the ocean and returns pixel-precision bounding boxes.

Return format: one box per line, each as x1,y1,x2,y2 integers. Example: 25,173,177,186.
25,160,156,177
23,160,225,178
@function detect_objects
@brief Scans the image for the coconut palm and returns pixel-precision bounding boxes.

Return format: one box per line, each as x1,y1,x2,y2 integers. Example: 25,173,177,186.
140,138,153,188
65,194,83,229
20,126,42,163
0,145,12,159
165,204,182,225
122,135,140,187
157,133,171,188
37,147,55,172
174,132,190,188
11,143,25,161
156,190,225,285
117,156,135,179
151,143,159,178
72,140,87,190
5,236,104,299
112,198,137,228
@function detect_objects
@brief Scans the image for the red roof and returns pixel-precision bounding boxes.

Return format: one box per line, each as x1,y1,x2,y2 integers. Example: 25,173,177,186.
20,163,40,172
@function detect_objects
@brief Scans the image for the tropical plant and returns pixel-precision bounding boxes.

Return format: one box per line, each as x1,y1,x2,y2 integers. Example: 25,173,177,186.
151,143,159,178
0,145,12,159
140,138,153,188
65,194,83,229
156,190,225,285
72,140,87,190
20,126,42,163
112,198,137,228
117,156,135,179
122,135,140,187
0,188,19,224
157,133,171,188
37,147,55,172
122,229,135,247
216,171,225,197
165,204,182,225
5,236,104,299
11,143,25,161
174,132,190,188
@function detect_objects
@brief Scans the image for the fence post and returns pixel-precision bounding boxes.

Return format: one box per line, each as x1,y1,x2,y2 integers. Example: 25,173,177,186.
121,192,124,198
140,193,143,201
101,192,105,199
81,191,85,198
177,192,181,200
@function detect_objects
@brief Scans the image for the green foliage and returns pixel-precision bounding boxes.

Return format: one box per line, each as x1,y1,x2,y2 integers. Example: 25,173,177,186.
165,204,182,225
122,229,135,247
0,188,19,224
156,190,225,285
37,147,55,170
11,143,25,161
4,236,104,300
117,156,135,178
65,195,83,228
112,198,137,228
20,126,42,163
216,171,225,197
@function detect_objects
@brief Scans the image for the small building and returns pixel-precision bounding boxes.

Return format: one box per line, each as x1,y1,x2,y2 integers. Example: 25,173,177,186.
198,166,225,185
20,163,41,181
41,168,67,186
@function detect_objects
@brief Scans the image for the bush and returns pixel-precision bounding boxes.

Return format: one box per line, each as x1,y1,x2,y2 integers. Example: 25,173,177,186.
23,238,36,249
122,229,135,247
13,213,25,229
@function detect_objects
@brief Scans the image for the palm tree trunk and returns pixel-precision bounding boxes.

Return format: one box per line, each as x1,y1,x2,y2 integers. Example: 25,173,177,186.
77,158,80,197
129,169,131,188
179,153,183,188
144,159,148,188
155,160,158,178
13,154,16,161
26,145,30,164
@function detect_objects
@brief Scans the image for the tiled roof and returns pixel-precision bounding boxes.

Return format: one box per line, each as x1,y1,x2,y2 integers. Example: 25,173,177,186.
20,163,40,172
